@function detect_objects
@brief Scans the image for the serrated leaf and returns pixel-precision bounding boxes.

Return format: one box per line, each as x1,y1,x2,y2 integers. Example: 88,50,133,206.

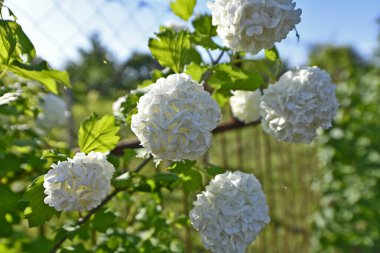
204,164,226,176
149,29,201,73
0,20,35,64
170,0,196,21
168,161,202,193
265,46,280,61
192,15,217,36
19,175,59,227
208,64,263,91
120,93,140,125
78,113,120,153
1,60,71,93
185,62,208,82
41,149,68,163
191,14,221,50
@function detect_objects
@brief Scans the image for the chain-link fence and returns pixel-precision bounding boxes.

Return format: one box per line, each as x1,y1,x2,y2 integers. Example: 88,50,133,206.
7,0,199,68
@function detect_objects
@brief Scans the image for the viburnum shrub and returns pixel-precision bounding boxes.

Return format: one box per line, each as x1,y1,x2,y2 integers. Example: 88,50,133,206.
0,0,340,252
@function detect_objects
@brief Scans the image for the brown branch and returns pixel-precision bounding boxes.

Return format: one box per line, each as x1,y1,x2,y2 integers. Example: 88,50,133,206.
111,118,261,156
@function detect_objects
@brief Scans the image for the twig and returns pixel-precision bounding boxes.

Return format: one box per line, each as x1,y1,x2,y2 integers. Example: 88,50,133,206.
206,50,215,64
213,50,225,65
133,156,152,173
111,118,261,156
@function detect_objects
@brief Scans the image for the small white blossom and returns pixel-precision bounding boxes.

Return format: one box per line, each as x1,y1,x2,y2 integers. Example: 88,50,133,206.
208,0,302,54
230,90,261,123
43,152,115,211
260,66,339,143
112,95,127,121
131,73,221,161
130,85,153,95
0,90,22,105
190,171,270,253
37,93,70,129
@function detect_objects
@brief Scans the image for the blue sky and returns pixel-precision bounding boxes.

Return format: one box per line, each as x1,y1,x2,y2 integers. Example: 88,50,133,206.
5,0,380,69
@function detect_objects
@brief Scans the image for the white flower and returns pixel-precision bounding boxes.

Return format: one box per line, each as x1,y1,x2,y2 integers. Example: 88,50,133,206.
43,152,115,211
130,85,153,95
260,66,339,143
36,93,70,129
0,89,22,105
190,171,270,253
208,0,302,54
229,90,261,123
131,73,221,161
112,95,127,121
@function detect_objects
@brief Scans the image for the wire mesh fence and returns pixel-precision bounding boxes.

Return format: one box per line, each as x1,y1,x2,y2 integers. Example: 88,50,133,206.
7,0,192,68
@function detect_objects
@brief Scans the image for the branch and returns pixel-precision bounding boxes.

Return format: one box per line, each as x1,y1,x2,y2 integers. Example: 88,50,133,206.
49,158,152,253
111,118,261,156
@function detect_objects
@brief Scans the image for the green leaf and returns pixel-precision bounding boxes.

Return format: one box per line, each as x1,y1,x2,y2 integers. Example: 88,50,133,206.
0,20,35,64
170,0,196,21
153,172,180,190
265,46,280,61
0,20,17,64
0,215,12,237
185,62,208,82
112,172,132,188
170,160,196,172
78,113,120,153
21,236,54,253
149,29,201,73
180,169,203,193
1,60,71,93
168,161,202,193
41,149,68,163
191,14,220,50
19,175,59,227
120,93,140,125
212,88,231,107
92,209,117,233
208,64,263,91
192,15,217,36
204,164,226,176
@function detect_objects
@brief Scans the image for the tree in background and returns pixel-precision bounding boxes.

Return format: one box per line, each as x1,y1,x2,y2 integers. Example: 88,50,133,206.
66,33,161,102
310,45,380,252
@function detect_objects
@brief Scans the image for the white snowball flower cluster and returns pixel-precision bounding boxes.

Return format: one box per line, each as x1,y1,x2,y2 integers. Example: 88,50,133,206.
131,73,221,161
260,66,339,143
37,93,70,129
43,152,115,211
208,0,302,54
190,171,270,253
229,90,261,123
